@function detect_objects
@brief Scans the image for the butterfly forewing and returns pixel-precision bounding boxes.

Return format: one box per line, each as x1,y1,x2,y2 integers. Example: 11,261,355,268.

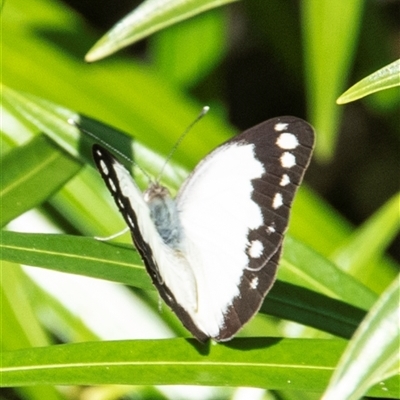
176,116,314,340
92,116,314,342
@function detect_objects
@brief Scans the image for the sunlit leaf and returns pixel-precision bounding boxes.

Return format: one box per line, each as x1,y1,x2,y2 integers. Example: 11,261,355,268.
280,236,376,310
322,277,400,400
1,231,370,338
337,59,400,104
2,338,398,395
290,186,399,295
2,85,203,190
85,0,238,62
0,231,151,290
0,135,81,226
1,263,50,350
2,4,233,170
331,193,400,289
1,263,63,400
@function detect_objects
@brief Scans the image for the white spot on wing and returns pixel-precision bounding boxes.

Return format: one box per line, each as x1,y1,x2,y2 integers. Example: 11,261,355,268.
267,224,276,233
100,160,109,175
248,240,263,258
273,193,283,209
250,276,259,289
108,178,117,192
276,133,299,149
280,152,296,168
280,174,290,186
274,122,288,132
127,214,135,228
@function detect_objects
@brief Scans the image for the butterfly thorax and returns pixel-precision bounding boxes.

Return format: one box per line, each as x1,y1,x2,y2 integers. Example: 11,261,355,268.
144,183,182,250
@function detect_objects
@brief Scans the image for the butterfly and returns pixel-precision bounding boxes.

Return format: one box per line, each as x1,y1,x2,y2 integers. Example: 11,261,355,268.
92,116,315,342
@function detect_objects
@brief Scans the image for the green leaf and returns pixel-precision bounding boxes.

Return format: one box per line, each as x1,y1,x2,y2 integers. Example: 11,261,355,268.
290,186,399,295
85,0,238,62
0,263,63,400
301,0,365,160
2,85,213,190
337,59,400,104
262,281,366,339
2,4,234,170
0,231,152,290
48,166,128,237
1,262,50,351
280,236,377,310
1,338,398,396
1,100,37,152
322,276,400,400
1,231,369,338
0,338,344,389
0,135,81,226
1,84,90,163
331,193,400,290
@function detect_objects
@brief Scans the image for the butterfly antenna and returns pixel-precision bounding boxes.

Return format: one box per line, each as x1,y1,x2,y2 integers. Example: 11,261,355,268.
155,106,210,183
68,117,153,183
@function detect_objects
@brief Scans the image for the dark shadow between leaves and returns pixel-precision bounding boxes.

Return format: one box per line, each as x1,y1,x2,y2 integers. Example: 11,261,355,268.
76,114,135,170
29,26,95,61
220,336,283,351
263,280,367,339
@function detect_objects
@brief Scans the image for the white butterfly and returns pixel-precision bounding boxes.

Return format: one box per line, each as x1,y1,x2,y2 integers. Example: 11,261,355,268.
93,116,315,342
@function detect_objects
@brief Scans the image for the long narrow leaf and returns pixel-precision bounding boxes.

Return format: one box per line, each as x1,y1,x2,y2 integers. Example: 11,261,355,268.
337,59,400,104
0,135,81,226
1,338,398,396
262,281,366,339
331,193,400,288
2,85,192,190
1,262,50,350
1,262,63,400
280,236,376,310
85,0,238,62
1,231,368,338
0,231,151,290
322,277,400,400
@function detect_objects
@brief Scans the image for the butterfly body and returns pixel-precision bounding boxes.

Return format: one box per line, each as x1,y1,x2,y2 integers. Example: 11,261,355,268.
93,116,315,342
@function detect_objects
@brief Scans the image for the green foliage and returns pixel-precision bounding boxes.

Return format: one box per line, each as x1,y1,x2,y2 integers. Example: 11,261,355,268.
337,59,400,104
3,337,399,396
323,277,400,400
1,0,399,399
85,0,238,62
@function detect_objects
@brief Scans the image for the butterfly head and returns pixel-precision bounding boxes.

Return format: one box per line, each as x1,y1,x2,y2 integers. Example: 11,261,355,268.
143,182,171,203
